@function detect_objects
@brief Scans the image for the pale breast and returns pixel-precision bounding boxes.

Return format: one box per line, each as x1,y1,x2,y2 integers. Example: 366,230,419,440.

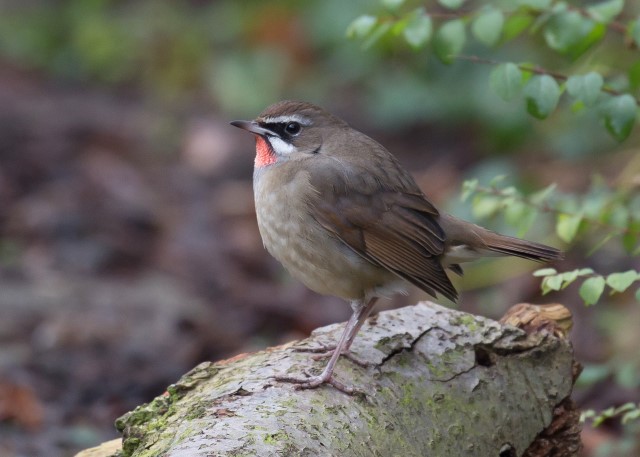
253,165,400,301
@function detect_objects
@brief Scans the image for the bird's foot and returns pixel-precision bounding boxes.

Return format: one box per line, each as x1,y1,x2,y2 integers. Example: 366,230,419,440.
292,342,337,354
274,369,360,395
293,344,370,367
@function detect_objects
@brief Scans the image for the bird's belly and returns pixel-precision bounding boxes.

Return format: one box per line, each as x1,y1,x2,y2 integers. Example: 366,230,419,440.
255,187,398,300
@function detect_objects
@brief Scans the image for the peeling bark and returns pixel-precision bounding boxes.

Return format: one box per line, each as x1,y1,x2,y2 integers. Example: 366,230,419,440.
76,301,581,457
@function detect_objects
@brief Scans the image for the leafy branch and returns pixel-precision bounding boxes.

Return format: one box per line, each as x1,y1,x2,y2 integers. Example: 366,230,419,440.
461,178,640,252
347,0,640,140
350,0,640,445
582,402,640,426
458,55,640,103
533,267,640,304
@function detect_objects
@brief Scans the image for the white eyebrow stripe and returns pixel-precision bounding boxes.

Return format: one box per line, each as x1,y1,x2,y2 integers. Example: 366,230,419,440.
261,114,312,126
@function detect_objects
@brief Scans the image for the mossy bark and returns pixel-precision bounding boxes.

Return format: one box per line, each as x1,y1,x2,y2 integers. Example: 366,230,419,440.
76,301,581,457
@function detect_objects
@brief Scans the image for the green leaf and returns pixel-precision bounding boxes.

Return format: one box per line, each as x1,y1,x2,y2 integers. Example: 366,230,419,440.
560,269,581,288
606,270,639,293
533,268,558,277
622,407,640,424
570,23,606,60
433,19,466,64
593,407,616,426
544,10,585,51
524,75,561,119
556,212,583,242
472,195,502,219
587,0,624,23
580,276,606,305
403,8,433,49
636,287,640,302
601,94,637,141
503,199,524,225
471,7,504,46
566,72,604,107
461,179,478,201
543,10,600,58
542,274,563,292
346,15,378,39
362,22,392,49
438,0,465,9
490,63,523,101
503,13,534,41
517,0,551,9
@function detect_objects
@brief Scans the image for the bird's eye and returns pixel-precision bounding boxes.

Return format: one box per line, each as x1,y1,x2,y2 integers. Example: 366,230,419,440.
285,122,301,135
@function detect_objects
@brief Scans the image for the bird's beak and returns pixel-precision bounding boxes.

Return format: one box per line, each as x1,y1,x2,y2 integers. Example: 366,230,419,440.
230,120,274,137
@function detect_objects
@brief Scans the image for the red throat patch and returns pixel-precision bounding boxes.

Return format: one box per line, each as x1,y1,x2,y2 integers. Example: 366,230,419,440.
254,136,276,168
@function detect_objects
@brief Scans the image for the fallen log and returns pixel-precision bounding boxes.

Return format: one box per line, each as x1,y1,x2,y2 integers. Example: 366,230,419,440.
76,301,581,457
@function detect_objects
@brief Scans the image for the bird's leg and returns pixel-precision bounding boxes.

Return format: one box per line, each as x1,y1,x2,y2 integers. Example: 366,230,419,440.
275,297,377,394
342,297,378,352
295,298,378,367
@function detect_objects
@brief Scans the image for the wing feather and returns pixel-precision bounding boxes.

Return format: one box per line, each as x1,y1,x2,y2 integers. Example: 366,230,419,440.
310,187,457,301
305,141,458,301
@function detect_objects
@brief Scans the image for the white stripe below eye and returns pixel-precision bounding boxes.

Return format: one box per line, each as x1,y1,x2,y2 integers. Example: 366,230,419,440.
261,114,311,126
269,136,297,156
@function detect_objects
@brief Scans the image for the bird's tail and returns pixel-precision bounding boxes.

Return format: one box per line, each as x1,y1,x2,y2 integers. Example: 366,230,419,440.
481,231,563,262
439,214,563,264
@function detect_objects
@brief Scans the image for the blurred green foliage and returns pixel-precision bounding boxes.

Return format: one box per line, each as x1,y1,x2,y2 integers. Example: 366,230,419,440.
0,0,372,114
348,0,640,448
462,175,640,258
348,0,640,141
347,0,640,446
1,0,630,154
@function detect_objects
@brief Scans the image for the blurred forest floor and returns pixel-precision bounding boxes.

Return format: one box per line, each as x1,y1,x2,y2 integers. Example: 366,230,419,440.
0,32,638,457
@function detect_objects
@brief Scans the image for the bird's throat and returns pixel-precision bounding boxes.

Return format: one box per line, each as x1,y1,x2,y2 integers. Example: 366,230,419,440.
255,136,276,168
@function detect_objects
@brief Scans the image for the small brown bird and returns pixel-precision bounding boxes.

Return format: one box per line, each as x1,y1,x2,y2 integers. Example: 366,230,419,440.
231,101,561,393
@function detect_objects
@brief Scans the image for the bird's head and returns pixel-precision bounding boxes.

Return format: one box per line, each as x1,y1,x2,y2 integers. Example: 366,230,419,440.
231,100,346,168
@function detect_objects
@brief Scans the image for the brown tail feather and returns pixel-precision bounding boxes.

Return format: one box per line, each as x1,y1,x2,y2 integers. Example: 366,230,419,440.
438,214,563,263
484,233,563,262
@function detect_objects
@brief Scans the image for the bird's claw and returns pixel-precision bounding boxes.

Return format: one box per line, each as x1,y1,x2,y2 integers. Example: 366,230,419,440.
293,344,371,367
274,371,360,395
292,343,337,354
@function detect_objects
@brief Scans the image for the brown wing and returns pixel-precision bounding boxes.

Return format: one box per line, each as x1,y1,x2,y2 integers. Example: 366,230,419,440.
311,188,458,302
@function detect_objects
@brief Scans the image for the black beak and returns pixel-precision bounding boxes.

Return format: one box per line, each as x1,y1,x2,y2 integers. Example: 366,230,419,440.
230,120,274,136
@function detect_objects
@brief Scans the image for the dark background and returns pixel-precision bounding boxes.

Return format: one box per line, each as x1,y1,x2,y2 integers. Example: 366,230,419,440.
0,1,638,456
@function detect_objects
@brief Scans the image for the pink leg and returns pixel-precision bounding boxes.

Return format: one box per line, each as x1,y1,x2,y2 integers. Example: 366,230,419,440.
297,298,378,366
275,297,378,394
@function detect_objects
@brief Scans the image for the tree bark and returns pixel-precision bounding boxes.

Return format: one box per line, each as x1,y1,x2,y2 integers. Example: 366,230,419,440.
76,301,581,457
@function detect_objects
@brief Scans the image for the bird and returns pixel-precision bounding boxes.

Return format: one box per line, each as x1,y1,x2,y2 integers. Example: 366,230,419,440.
230,100,562,393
